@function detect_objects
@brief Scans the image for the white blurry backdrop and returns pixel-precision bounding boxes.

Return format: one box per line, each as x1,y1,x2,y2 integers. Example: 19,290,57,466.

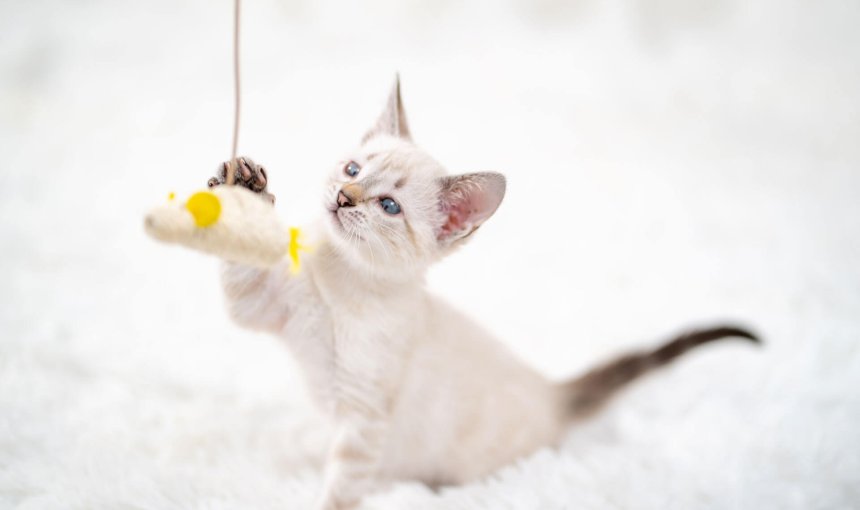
1,0,859,508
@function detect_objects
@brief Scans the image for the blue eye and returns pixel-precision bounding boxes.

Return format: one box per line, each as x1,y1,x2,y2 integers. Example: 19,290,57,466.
380,197,401,215
344,161,361,177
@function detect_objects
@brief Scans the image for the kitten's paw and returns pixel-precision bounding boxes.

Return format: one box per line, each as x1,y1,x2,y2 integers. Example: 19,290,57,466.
208,157,275,204
314,498,359,510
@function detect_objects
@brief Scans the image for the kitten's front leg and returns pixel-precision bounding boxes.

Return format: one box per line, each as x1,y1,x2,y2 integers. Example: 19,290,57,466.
316,415,390,510
207,157,298,334
220,261,297,334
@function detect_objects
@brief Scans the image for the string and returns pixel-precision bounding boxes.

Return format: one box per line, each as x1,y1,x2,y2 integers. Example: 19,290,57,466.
226,0,241,185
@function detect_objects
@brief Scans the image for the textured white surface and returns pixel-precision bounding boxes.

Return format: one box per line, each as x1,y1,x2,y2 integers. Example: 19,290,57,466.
1,0,859,508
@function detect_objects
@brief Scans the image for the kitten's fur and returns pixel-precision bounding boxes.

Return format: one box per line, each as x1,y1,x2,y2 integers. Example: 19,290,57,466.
215,79,757,510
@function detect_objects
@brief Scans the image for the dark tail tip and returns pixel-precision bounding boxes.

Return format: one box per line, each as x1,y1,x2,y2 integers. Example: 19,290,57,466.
697,325,761,345
652,325,761,363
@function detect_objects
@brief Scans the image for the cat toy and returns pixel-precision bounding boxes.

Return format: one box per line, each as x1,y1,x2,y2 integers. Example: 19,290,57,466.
144,0,307,272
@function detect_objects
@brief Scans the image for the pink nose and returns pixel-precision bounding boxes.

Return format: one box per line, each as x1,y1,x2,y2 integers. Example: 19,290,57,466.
337,190,355,208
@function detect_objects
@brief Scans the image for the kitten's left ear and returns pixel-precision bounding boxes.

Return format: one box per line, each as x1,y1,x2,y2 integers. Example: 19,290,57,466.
437,172,506,246
363,75,411,142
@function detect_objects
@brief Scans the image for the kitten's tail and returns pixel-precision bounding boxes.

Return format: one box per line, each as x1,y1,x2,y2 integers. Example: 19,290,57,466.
561,325,759,420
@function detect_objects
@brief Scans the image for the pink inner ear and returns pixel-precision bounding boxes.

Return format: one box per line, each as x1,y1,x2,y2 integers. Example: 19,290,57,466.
437,172,506,242
439,190,489,239
439,204,469,238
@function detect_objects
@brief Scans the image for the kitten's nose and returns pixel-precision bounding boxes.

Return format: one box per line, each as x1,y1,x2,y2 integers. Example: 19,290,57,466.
337,190,355,208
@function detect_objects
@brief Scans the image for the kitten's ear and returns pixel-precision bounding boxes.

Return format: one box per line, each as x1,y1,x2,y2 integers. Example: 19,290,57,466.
436,172,506,246
362,75,411,143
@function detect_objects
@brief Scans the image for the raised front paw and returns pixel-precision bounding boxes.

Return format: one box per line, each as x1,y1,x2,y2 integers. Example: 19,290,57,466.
208,157,275,204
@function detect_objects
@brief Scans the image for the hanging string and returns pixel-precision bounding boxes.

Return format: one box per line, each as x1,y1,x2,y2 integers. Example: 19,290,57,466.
225,0,241,185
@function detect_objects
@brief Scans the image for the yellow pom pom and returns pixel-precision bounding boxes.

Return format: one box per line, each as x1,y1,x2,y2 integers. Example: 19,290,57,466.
167,191,176,201
185,191,221,227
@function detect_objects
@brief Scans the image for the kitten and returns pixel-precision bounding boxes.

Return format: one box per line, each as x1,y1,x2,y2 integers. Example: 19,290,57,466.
211,78,757,510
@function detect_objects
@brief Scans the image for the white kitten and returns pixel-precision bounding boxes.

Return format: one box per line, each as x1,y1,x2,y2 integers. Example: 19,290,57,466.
215,78,757,510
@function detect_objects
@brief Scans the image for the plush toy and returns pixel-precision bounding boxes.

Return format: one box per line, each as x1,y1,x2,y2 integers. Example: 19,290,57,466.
144,184,308,272
145,0,305,272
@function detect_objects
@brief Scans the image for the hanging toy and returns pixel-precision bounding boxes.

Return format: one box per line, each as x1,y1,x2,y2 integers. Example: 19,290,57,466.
143,0,308,272
144,179,308,271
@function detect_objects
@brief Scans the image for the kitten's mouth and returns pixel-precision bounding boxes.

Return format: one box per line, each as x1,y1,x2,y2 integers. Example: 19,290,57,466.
329,207,349,234
329,208,364,241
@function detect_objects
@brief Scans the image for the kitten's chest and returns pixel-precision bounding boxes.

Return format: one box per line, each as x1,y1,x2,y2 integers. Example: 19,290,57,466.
311,260,420,353
288,264,421,414
328,298,413,371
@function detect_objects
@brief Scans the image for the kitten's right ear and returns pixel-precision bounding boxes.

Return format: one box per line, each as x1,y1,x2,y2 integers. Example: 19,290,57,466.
436,172,506,247
362,75,411,143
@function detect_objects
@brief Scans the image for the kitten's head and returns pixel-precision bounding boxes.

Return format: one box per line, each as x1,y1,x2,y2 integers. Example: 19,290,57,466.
324,78,506,280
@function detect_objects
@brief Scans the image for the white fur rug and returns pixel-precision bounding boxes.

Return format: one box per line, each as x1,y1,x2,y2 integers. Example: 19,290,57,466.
2,0,859,508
